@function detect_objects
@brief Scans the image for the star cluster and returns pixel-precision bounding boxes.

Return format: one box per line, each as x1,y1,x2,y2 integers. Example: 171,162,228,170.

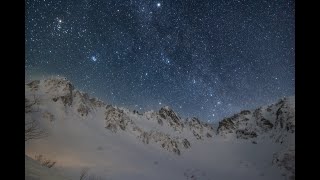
26,0,295,122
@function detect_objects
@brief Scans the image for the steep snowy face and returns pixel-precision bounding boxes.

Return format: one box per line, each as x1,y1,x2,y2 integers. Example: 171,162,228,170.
185,117,214,140
217,96,295,144
26,77,106,116
25,77,214,156
103,104,213,155
158,106,184,131
104,105,136,133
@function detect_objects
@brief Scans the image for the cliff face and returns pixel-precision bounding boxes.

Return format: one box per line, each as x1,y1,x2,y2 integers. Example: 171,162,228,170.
217,96,295,145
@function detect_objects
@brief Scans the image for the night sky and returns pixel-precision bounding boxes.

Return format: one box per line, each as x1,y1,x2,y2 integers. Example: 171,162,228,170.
25,0,295,122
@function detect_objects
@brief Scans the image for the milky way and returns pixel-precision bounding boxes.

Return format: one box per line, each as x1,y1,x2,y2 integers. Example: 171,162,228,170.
25,0,295,122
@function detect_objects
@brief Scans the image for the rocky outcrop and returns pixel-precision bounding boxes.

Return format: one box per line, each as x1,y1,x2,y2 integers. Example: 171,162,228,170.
182,138,191,148
89,98,105,108
216,97,295,143
217,118,236,134
43,78,74,96
272,146,295,180
275,100,295,133
104,106,194,155
256,118,274,132
138,130,186,155
186,117,214,140
158,106,184,131
105,106,133,133
73,91,93,116
236,129,258,139
26,80,40,91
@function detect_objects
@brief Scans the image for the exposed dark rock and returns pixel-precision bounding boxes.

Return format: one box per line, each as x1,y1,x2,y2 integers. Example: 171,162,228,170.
60,94,73,106
286,121,295,133
217,118,235,133
157,117,163,126
105,107,131,133
262,119,273,128
193,130,202,140
132,126,143,133
26,80,40,91
89,98,105,107
77,103,90,116
240,110,251,115
253,108,262,120
266,106,272,112
139,131,183,155
236,129,257,139
182,139,191,148
272,147,295,180
159,107,182,127
257,118,274,131
140,131,150,144
206,133,212,138
106,104,112,110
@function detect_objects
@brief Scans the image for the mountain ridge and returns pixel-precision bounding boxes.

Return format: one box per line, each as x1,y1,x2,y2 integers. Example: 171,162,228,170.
25,77,295,180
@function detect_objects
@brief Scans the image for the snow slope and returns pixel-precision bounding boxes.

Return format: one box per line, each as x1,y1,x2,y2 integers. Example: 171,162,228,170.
25,77,295,180
25,155,71,180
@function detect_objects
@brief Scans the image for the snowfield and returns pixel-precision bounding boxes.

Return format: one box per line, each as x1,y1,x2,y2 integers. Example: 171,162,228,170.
25,77,295,180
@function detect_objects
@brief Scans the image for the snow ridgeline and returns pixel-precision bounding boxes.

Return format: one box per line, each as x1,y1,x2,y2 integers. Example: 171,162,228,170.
26,77,215,156
25,77,295,180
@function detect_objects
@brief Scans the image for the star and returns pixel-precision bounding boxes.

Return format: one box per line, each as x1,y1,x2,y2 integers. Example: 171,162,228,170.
91,56,97,62
157,3,161,7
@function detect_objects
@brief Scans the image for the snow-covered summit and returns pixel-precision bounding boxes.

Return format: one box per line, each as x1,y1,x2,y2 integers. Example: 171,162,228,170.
217,96,295,145
25,77,214,156
25,77,295,180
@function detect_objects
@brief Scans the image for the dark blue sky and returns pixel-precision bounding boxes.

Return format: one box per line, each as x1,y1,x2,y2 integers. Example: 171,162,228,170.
25,0,295,122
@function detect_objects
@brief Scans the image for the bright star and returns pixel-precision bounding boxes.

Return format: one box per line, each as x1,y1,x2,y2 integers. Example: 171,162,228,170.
157,3,161,7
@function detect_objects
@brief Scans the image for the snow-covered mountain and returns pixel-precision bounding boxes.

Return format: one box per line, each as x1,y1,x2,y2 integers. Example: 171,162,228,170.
217,96,295,145
25,77,295,180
